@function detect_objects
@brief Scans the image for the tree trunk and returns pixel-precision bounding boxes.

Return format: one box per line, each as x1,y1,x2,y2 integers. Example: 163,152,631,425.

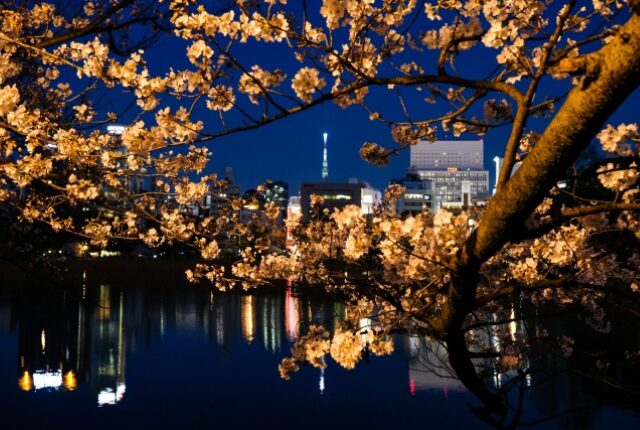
438,11,640,333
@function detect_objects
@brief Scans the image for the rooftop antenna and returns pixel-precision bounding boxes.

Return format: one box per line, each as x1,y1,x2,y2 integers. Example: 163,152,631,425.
322,132,329,182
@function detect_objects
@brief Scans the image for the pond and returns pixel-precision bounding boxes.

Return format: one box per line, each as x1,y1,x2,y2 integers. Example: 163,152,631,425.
0,263,638,429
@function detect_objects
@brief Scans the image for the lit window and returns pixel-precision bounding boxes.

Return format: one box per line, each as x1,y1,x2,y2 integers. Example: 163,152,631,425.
320,194,352,200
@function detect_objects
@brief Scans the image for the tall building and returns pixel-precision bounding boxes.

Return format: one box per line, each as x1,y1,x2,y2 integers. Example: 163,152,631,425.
391,177,438,216
321,132,329,182
300,179,381,221
408,140,489,206
107,125,144,193
262,181,289,212
408,169,489,205
205,166,241,216
410,140,483,170
286,196,302,250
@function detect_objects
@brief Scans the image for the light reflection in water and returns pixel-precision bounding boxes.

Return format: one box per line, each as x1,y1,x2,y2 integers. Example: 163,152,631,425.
97,383,126,407
18,370,33,391
319,366,325,395
262,296,282,353
1,270,639,429
407,320,535,399
63,370,77,391
215,301,225,346
408,336,466,396
9,277,353,401
242,295,256,343
92,285,126,406
284,285,300,341
8,272,536,409
32,370,63,390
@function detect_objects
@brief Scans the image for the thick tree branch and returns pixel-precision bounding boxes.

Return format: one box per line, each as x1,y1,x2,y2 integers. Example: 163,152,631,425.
370,74,525,104
446,12,640,331
498,0,576,191
36,0,137,49
521,202,640,240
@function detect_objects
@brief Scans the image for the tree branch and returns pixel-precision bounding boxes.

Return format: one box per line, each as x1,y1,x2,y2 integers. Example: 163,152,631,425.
498,0,576,191
36,0,138,49
448,12,640,330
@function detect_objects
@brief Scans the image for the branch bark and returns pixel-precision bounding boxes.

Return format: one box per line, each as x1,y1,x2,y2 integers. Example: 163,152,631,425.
440,12,640,332
36,0,137,49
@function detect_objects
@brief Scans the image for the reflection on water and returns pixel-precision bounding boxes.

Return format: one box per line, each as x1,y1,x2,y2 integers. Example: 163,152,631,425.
2,272,349,410
93,285,126,406
0,268,639,429
14,281,127,407
408,337,466,396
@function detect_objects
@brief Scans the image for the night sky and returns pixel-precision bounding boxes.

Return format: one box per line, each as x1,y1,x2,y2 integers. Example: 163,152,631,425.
100,5,640,196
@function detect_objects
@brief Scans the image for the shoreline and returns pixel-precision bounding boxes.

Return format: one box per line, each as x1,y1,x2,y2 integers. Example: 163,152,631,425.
0,258,328,296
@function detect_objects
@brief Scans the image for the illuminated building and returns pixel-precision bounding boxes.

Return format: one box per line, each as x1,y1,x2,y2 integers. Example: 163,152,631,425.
106,125,145,193
262,180,289,214
391,178,439,216
287,195,301,218
286,196,302,251
407,140,490,206
321,132,329,182
205,166,241,216
300,179,381,221
408,168,489,207
410,140,483,170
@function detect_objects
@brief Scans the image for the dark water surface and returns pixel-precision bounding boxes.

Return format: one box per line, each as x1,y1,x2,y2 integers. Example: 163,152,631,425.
0,264,638,429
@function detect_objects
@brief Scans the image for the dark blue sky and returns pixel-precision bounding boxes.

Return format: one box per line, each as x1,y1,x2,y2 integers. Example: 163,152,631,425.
103,4,639,195
175,75,638,196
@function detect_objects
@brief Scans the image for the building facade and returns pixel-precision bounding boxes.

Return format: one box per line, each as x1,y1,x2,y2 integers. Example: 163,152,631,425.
205,166,241,216
262,181,289,212
408,140,489,206
107,125,145,193
408,168,489,205
300,179,381,221
392,179,438,216
410,140,483,170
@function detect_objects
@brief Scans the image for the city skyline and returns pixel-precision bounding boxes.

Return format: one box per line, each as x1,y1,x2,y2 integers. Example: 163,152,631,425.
2,2,639,427
211,133,497,196
135,30,638,197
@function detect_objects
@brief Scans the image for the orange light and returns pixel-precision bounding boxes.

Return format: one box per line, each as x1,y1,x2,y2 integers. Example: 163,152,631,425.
241,296,256,343
284,287,300,341
63,370,78,391
18,371,33,391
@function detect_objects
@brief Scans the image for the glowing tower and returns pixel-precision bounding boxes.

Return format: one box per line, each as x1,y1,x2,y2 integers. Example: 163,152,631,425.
321,132,329,182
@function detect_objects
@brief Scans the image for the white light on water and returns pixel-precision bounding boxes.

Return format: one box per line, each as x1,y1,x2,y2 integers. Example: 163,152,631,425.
97,383,126,406
32,370,63,390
